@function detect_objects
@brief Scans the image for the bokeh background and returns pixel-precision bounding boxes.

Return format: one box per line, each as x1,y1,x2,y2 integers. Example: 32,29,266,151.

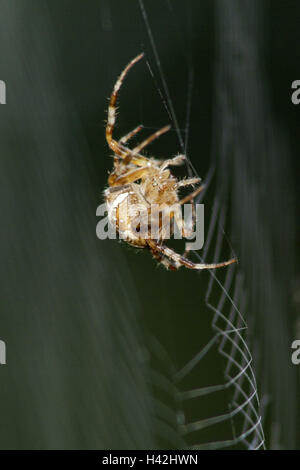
0,0,299,449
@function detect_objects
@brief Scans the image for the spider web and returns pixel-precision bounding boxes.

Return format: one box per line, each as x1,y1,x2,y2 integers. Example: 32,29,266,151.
138,0,265,450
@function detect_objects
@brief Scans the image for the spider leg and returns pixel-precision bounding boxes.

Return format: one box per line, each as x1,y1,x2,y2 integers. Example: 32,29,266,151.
115,125,171,169
110,149,151,179
182,247,191,259
165,185,203,239
179,185,205,205
186,198,196,237
147,240,236,271
113,141,152,167
109,166,151,186
105,55,169,169
171,200,197,257
176,177,202,188
122,150,150,167
119,125,144,145
132,125,171,154
156,177,201,241
106,53,144,158
160,154,186,171
173,203,195,239
120,139,183,170
180,200,196,259
105,183,132,195
155,200,195,242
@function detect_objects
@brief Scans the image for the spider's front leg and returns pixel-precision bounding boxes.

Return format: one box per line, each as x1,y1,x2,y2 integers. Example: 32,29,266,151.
132,125,171,154
119,125,144,145
117,125,151,166
119,125,171,167
106,53,144,158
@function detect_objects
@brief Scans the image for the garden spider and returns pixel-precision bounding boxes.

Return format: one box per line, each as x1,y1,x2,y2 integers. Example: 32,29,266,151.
104,53,236,271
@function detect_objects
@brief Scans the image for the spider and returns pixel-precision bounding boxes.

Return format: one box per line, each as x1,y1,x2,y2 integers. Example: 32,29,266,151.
104,53,236,271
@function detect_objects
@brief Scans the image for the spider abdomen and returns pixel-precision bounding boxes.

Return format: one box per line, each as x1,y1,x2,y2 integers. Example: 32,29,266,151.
106,190,149,248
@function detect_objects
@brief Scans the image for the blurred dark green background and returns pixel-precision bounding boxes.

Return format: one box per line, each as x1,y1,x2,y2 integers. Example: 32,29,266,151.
0,0,299,449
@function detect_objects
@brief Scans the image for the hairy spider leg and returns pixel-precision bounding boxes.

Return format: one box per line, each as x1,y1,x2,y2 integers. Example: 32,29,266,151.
176,177,201,188
181,198,196,260
172,178,203,249
154,183,203,243
106,54,172,169
160,154,186,171
179,185,205,206
132,125,171,154
108,148,151,184
177,181,203,238
119,125,144,145
109,166,151,186
106,53,144,158
106,54,180,173
120,125,171,168
147,240,236,271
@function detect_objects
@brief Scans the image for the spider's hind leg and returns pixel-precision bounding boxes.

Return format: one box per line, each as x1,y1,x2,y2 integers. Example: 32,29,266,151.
148,242,178,271
147,240,236,271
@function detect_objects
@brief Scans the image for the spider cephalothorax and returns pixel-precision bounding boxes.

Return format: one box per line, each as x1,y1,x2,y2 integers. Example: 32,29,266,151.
104,53,236,271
